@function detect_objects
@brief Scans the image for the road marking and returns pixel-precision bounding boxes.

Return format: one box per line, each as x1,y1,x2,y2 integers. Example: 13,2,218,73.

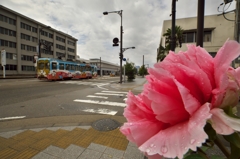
87,95,108,99
73,99,126,107
59,81,109,90
0,116,26,121
82,108,117,115
95,92,125,96
95,83,109,90
102,90,128,94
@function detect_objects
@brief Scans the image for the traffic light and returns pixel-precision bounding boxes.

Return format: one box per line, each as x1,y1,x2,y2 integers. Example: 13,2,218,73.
113,37,119,47
119,53,123,59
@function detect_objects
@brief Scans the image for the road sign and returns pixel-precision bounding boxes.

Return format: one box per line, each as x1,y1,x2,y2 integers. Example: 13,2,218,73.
1,49,6,66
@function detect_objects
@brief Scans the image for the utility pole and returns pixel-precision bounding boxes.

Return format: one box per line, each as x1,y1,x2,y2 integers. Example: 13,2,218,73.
235,0,240,42
142,55,144,78
196,0,205,47
171,0,176,51
100,57,102,77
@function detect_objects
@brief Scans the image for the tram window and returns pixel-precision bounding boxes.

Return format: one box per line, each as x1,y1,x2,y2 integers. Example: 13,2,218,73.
59,63,64,70
71,65,75,70
80,66,83,71
52,62,57,70
38,63,44,69
66,64,69,70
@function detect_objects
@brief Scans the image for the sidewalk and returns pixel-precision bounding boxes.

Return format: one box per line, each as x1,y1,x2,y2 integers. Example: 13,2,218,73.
0,124,145,159
111,76,147,93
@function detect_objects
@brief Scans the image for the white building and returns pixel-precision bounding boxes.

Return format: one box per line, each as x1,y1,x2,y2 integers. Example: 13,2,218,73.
159,13,239,66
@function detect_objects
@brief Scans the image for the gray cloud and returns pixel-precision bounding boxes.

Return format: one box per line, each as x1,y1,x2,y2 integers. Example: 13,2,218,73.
1,0,236,67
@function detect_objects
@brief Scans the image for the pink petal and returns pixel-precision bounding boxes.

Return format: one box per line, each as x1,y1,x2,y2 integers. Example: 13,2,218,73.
184,45,215,88
124,92,155,122
156,56,212,104
120,119,165,147
210,108,240,135
214,40,240,90
139,103,212,159
174,79,201,115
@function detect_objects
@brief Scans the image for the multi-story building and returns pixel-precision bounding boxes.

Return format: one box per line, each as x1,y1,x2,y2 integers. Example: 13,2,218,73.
0,5,78,76
158,13,238,66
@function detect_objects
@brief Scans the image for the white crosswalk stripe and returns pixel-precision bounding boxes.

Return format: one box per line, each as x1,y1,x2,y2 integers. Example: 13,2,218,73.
74,90,127,115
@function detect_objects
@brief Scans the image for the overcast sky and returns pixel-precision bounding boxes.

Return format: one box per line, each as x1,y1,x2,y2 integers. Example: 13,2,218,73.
1,0,236,67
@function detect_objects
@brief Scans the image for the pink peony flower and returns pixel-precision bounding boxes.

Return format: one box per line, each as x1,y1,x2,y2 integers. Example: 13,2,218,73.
120,40,240,159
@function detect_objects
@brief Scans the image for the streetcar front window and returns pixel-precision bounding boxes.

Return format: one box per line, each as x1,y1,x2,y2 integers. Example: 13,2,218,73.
38,63,44,69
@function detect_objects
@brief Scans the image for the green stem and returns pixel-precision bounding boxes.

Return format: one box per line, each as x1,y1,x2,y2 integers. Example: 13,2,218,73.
197,147,210,159
214,136,230,158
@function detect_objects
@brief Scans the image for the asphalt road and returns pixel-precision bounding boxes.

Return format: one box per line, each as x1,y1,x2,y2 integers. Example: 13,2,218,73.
0,77,126,120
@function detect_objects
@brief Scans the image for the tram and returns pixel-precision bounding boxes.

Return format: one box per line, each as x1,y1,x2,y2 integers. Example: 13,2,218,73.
36,58,97,80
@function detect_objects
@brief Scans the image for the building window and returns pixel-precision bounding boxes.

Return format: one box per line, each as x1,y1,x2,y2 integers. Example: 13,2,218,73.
32,27,38,33
32,37,38,43
56,52,65,57
68,40,75,46
21,55,34,61
22,65,35,71
203,31,211,42
0,14,16,25
56,36,65,43
0,27,16,37
21,22,32,31
6,52,16,60
56,44,65,50
3,64,17,70
67,47,75,53
182,32,195,43
182,31,212,43
68,55,75,59
49,33,53,38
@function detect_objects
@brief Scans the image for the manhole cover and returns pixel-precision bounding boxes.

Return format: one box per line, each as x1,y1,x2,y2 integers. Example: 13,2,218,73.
92,118,120,131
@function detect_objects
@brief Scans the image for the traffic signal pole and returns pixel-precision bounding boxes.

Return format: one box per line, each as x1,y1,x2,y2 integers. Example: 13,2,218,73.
120,25,123,83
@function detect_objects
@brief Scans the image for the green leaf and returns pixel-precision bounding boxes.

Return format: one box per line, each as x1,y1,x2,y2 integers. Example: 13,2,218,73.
223,132,240,149
229,143,240,159
210,155,225,159
184,154,206,159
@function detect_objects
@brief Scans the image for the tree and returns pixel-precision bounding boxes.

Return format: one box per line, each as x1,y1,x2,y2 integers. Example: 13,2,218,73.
124,62,136,81
138,65,148,76
157,45,166,62
157,25,184,62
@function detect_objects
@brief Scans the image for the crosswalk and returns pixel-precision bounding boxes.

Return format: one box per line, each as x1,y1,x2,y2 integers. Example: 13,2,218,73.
73,90,128,115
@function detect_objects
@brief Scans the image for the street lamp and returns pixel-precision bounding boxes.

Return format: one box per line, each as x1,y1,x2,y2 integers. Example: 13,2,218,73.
38,26,51,58
103,10,123,83
122,47,135,53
